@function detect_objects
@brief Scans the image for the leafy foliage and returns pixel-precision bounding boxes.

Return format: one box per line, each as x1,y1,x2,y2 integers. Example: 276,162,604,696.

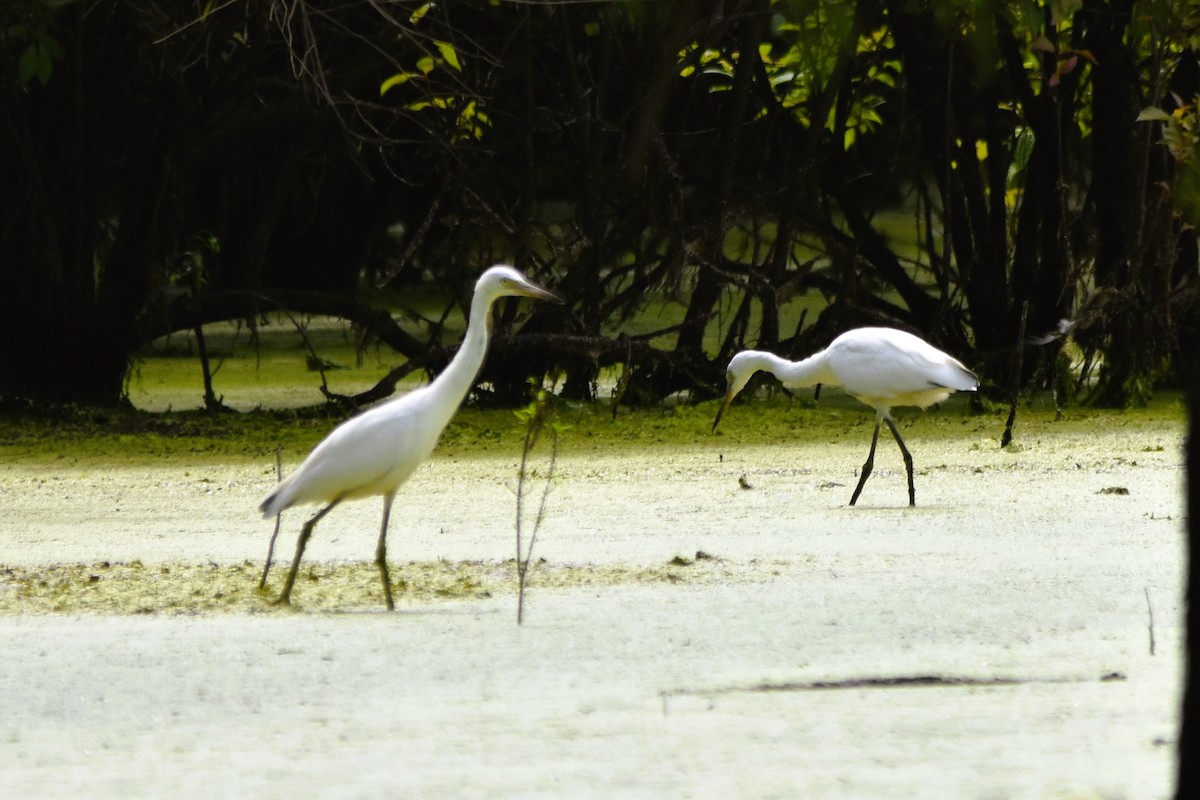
0,0,1196,409
3,0,61,87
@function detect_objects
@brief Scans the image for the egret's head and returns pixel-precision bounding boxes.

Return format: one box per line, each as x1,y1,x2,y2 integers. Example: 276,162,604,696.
478,264,564,305
711,350,766,433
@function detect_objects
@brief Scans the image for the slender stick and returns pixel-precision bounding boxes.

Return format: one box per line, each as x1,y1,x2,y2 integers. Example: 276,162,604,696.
523,425,559,601
515,423,533,624
194,324,222,412
514,390,558,625
1001,300,1029,448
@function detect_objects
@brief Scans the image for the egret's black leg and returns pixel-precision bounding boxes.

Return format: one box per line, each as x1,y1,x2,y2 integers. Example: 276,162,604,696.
275,500,340,606
850,417,883,506
259,514,282,589
884,417,916,506
376,494,396,611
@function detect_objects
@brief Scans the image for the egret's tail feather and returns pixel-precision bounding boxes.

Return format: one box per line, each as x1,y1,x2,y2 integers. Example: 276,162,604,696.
938,362,980,392
259,491,281,520
953,364,980,392
259,479,294,519
260,463,304,519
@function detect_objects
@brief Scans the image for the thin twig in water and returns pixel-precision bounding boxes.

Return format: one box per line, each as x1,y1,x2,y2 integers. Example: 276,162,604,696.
1002,300,1029,447
660,671,1127,713
514,388,560,625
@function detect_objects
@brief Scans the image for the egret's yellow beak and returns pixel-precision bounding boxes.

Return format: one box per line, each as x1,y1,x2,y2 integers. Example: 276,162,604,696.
712,387,736,433
520,283,566,305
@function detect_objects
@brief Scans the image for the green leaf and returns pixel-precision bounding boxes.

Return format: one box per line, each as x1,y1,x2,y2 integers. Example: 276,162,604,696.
416,56,436,74
409,3,433,24
1136,107,1171,123
434,40,461,71
380,72,415,97
18,44,38,86
18,41,54,88
406,96,455,112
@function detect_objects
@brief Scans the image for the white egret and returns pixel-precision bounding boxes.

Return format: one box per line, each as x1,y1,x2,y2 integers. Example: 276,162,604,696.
712,327,979,506
259,265,564,608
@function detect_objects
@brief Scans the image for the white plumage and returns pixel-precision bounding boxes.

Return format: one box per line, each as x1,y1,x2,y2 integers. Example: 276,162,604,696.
260,384,449,517
260,265,563,608
712,327,979,506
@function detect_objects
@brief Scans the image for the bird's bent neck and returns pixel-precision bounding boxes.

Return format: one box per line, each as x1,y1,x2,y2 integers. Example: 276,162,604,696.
758,350,836,388
429,288,497,415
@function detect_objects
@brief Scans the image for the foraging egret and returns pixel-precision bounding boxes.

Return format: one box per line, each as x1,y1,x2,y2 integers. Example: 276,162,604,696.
712,327,978,506
259,265,564,608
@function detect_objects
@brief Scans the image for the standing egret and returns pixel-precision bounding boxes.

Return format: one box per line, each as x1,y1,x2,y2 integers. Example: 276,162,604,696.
711,327,978,506
259,265,563,608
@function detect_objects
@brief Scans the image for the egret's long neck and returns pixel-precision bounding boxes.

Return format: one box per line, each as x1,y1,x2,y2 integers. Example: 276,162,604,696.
762,350,837,388
428,290,496,417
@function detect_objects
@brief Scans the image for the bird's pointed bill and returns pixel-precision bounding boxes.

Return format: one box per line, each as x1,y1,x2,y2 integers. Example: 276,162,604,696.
712,390,735,432
519,282,566,304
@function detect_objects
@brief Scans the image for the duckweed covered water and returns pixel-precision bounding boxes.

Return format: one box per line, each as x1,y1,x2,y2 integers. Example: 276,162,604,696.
0,391,1185,617
0,554,751,615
